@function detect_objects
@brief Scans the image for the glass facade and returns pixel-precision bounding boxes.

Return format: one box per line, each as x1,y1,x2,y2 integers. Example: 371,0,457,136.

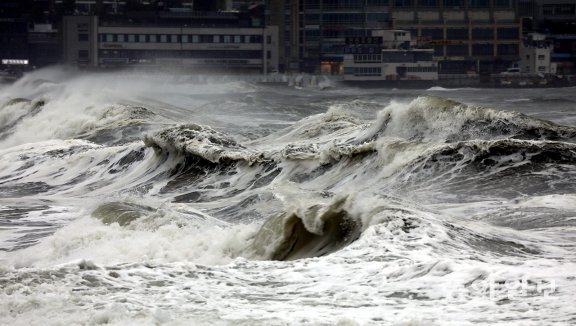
472,28,493,40
446,44,468,56
497,43,519,55
287,0,521,74
443,0,463,7
494,0,511,8
394,0,412,7
469,0,489,8
418,0,438,7
421,28,443,40
497,28,519,40
447,28,468,40
472,43,493,56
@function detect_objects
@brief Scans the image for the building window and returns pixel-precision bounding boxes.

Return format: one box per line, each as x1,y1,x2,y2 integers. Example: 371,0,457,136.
472,28,493,40
543,4,576,16
433,45,443,56
182,50,261,59
497,28,519,40
367,13,388,23
128,34,136,43
382,52,416,62
368,0,388,5
171,35,178,43
200,35,213,43
323,13,365,24
405,66,437,72
78,50,88,58
117,34,125,42
139,34,146,42
244,35,251,43
214,35,221,43
149,34,157,42
78,33,89,42
354,54,382,63
472,43,493,56
305,13,320,24
418,0,437,6
444,0,463,7
447,44,468,56
353,67,381,76
538,54,545,60
394,0,412,7
469,0,488,8
182,35,189,43
250,35,263,43
497,43,518,55
106,34,114,42
494,0,511,8
223,35,230,43
447,28,468,40
421,28,443,40
160,35,168,43
192,35,199,43
234,35,242,43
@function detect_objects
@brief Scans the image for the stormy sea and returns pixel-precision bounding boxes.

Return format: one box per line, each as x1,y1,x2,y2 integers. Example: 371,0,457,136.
1,68,575,325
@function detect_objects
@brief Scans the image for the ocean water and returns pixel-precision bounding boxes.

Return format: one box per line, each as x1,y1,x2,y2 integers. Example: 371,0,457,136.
1,68,576,325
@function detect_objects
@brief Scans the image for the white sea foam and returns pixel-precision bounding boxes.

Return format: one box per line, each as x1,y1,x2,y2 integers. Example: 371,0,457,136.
1,70,575,325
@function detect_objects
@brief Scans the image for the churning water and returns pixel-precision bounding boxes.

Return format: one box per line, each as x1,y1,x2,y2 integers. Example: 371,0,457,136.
1,68,576,325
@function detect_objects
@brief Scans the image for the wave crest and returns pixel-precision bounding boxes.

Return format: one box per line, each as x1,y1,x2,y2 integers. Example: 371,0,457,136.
364,96,576,143
248,196,362,261
143,124,266,164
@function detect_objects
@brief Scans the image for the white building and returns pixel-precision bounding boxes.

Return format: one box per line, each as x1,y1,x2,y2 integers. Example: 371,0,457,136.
519,33,556,75
342,30,438,85
62,15,279,74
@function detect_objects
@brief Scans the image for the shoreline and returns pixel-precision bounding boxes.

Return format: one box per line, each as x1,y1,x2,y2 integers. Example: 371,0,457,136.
3,67,576,90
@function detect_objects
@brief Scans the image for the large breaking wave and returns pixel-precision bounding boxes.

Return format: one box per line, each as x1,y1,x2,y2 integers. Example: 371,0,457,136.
2,72,576,324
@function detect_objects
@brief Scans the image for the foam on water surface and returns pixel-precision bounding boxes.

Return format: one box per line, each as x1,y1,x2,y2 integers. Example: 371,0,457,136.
1,70,576,325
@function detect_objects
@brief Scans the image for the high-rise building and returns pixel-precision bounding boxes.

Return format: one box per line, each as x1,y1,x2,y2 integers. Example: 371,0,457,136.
391,0,521,74
267,0,523,75
267,0,391,73
518,0,576,74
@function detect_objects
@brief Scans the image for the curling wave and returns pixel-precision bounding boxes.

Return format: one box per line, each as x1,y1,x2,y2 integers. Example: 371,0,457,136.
363,96,576,143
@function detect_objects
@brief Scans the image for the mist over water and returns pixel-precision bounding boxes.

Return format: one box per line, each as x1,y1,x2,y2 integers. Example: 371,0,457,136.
1,68,576,325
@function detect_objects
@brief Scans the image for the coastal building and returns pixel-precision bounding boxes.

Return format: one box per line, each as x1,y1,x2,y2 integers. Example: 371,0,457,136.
28,23,61,68
265,0,391,73
390,0,521,75
518,0,576,74
0,0,59,71
60,3,279,73
519,32,555,75
266,0,522,75
62,15,99,67
0,1,31,77
342,30,438,86
518,0,575,29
